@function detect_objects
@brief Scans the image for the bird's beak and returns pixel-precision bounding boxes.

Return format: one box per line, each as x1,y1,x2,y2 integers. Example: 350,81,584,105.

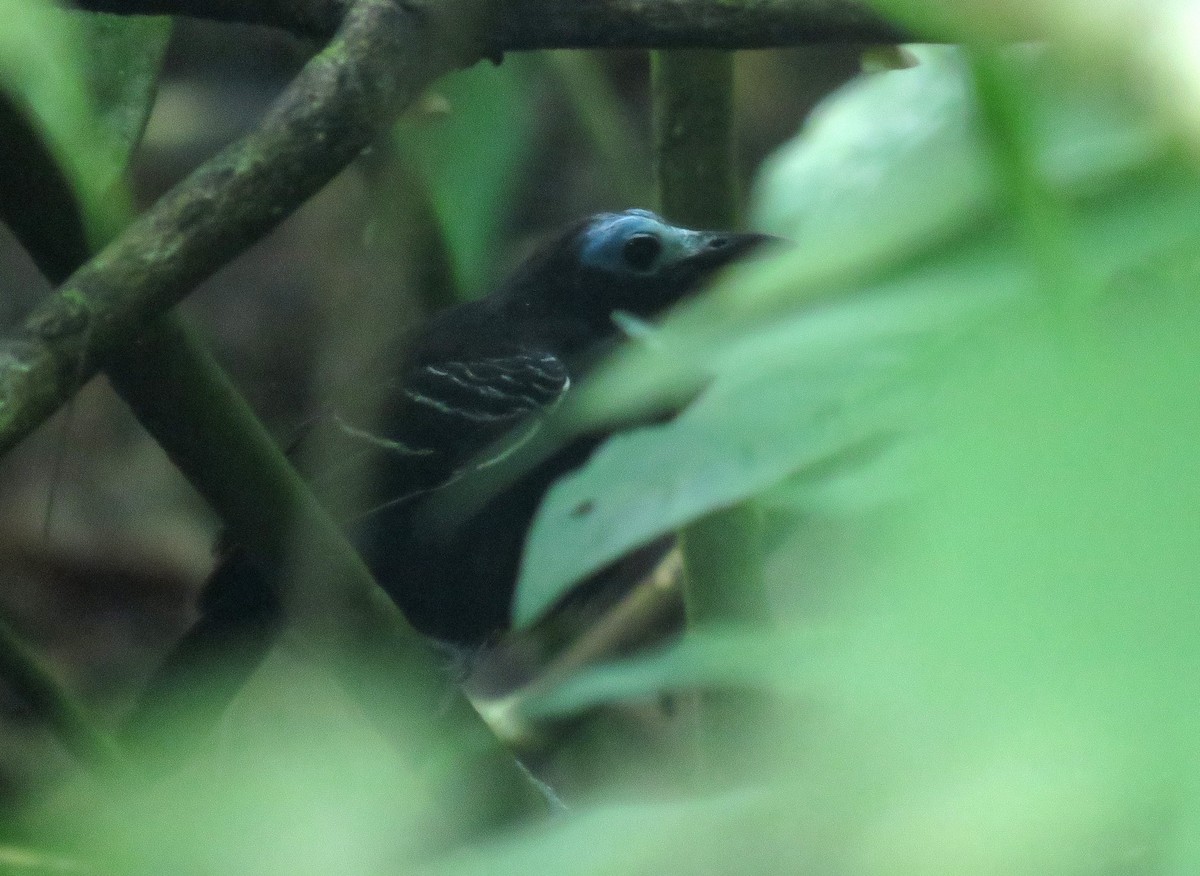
684,230,782,273
628,226,786,316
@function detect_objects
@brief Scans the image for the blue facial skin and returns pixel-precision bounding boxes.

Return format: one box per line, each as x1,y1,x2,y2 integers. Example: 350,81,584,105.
578,208,715,276
482,208,774,367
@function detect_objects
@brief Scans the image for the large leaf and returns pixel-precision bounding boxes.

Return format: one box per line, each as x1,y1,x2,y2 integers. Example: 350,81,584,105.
77,12,172,188
512,48,1200,627
873,0,1200,149
752,45,1161,260
553,48,1173,438
393,55,544,299
511,276,1005,626
502,251,1200,876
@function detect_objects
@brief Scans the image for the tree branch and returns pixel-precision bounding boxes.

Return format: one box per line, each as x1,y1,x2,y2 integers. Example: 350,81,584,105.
72,0,910,46
0,0,482,457
491,0,911,50
73,0,350,40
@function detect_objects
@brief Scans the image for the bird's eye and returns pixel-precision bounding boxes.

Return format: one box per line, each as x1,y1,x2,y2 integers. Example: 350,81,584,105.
622,233,662,271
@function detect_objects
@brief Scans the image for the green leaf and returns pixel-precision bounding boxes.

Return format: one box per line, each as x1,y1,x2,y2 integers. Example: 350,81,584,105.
751,46,1163,290
431,791,791,876
513,48,1200,628
752,46,992,263
522,243,1200,876
0,3,169,264
870,1,1200,152
78,12,172,190
393,55,544,298
513,295,950,627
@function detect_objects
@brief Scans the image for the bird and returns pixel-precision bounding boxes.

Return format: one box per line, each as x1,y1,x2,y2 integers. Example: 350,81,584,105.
335,208,772,643
130,210,772,745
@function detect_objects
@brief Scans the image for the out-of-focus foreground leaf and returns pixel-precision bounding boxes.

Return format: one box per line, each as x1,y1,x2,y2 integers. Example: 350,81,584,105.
498,41,1200,876
513,46,1194,627
480,209,1200,876
873,0,1200,149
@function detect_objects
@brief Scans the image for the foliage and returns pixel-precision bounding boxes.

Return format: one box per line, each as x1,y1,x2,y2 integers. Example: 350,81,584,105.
0,1,167,247
1,1,1200,874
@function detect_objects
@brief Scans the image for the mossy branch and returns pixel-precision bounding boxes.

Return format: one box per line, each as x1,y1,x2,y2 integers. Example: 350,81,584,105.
73,0,909,46
0,0,483,458
492,0,911,51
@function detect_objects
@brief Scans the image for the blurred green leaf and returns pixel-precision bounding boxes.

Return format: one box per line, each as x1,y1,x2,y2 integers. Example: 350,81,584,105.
47,653,440,874
514,246,1200,876
77,12,171,186
515,256,1017,626
748,45,1163,306
566,48,1176,433
802,295,1200,874
875,299,1200,741
394,56,545,298
429,790,798,876
871,0,1200,151
515,48,1200,628
0,845,93,875
513,296,940,626
752,46,992,262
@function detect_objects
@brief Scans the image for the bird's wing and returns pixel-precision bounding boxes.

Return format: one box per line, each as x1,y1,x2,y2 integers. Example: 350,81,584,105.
397,350,570,456
305,349,571,520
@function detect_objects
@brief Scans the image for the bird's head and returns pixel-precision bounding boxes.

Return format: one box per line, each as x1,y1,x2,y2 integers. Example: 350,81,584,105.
500,209,776,348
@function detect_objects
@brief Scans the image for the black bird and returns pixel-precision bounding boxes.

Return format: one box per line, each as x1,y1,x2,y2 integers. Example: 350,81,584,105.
133,210,771,742
340,209,771,643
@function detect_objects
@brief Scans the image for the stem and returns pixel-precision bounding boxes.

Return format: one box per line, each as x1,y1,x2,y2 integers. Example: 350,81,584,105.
652,47,773,783
0,616,125,775
652,49,739,230
651,49,770,627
